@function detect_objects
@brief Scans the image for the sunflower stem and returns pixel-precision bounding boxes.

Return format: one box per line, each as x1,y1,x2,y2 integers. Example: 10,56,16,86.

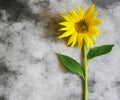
83,43,88,100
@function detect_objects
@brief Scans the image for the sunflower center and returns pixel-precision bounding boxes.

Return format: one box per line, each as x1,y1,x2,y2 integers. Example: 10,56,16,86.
75,20,88,33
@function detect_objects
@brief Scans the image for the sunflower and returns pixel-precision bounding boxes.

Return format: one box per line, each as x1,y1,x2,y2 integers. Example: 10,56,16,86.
58,4,104,49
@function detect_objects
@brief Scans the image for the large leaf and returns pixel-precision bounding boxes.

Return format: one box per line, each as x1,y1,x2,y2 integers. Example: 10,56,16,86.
59,54,84,76
88,44,114,59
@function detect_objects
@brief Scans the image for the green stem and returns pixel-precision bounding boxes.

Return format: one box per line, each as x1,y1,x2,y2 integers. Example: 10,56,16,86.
83,43,88,100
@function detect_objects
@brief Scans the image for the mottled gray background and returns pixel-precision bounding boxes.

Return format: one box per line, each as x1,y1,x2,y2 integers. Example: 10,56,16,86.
0,0,120,100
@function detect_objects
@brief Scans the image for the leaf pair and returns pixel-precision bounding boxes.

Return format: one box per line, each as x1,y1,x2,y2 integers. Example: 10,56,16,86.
58,44,114,78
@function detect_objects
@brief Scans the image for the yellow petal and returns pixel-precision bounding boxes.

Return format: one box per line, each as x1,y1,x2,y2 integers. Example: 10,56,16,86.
58,29,75,38
83,34,89,47
61,14,71,22
87,32,96,40
68,11,78,23
83,34,94,48
59,22,74,26
77,6,84,20
89,27,101,36
59,26,74,31
71,33,78,47
78,34,83,49
85,4,95,18
89,19,104,26
87,12,99,22
67,32,78,47
71,9,78,18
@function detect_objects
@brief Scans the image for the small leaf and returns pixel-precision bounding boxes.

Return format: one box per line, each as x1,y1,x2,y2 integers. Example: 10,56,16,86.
88,44,114,59
59,54,84,76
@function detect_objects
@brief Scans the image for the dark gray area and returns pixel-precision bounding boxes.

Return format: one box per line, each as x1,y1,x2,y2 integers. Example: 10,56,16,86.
115,79,120,98
92,0,120,8
0,62,18,87
0,96,6,100
89,79,96,93
67,93,81,100
33,0,50,11
0,0,38,22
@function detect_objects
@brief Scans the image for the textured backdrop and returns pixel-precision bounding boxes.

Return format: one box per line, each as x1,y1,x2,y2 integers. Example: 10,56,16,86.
0,0,120,100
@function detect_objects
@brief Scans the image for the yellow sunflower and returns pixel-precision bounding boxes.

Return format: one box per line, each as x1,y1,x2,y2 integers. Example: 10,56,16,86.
58,4,104,49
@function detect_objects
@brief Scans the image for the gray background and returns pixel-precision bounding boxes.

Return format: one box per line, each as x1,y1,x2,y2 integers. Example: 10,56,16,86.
0,0,120,100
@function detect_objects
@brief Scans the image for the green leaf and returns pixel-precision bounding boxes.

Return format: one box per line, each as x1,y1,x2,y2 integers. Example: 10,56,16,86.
88,44,114,59
59,54,84,76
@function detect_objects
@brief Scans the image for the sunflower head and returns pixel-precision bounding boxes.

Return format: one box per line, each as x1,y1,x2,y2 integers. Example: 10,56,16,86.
58,4,104,49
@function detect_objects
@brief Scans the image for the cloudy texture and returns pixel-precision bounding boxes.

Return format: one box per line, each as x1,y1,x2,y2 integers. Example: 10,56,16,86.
0,0,120,100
